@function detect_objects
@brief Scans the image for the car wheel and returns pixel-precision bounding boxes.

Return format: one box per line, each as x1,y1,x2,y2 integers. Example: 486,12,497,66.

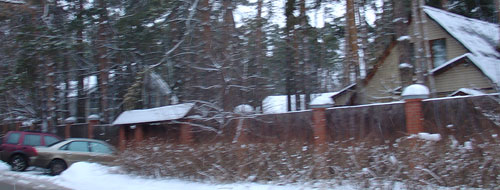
10,154,28,171
49,159,67,176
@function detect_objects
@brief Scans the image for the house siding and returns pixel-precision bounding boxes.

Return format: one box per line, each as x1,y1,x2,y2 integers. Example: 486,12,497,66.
434,62,495,96
365,44,402,103
361,10,497,105
333,90,355,106
409,14,469,62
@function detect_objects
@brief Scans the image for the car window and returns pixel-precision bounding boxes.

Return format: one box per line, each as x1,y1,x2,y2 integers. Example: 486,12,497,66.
90,142,113,154
66,141,89,152
23,134,42,146
44,136,59,146
6,133,21,144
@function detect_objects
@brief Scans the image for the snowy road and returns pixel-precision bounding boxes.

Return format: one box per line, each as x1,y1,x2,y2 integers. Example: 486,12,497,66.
0,161,356,190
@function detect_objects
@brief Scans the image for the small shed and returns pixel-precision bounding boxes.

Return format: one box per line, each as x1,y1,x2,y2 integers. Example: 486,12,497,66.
112,103,195,150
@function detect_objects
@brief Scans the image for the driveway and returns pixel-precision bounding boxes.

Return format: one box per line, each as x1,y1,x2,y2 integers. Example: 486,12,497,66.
0,168,70,190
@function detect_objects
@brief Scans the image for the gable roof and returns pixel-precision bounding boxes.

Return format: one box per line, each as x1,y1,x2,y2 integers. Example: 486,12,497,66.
430,52,500,87
449,88,485,97
423,6,499,59
112,103,195,125
423,6,500,86
421,6,500,86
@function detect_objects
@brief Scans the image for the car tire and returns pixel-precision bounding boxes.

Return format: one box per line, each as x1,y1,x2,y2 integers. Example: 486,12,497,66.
49,159,67,176
9,154,28,172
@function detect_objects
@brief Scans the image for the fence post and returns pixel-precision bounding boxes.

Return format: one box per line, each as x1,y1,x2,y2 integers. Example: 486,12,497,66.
234,118,248,144
15,116,25,131
310,96,334,146
180,120,193,144
1,121,6,135
312,107,328,146
310,100,333,179
133,125,144,142
119,125,126,151
64,117,76,139
402,84,429,134
87,115,100,139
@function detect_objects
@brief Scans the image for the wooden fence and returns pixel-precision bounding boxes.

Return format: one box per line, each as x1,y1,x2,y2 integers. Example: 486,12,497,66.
1,94,499,147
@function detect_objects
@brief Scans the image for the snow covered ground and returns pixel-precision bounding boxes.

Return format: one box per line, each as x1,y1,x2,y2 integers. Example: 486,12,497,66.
0,161,486,190
0,161,360,190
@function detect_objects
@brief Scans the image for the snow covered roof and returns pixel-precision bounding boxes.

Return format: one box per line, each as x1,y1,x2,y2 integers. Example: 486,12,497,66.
262,92,340,114
112,103,195,125
449,88,485,96
234,104,254,114
309,93,335,106
262,95,307,114
424,6,500,86
430,53,500,85
424,6,499,59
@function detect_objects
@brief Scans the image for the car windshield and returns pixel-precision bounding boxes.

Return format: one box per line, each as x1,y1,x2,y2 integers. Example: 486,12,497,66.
47,140,65,147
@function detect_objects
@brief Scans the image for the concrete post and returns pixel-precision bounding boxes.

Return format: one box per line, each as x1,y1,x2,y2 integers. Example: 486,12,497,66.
87,115,100,139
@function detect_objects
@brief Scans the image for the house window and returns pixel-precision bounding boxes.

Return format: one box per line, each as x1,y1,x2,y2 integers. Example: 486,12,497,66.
409,43,415,65
430,39,447,67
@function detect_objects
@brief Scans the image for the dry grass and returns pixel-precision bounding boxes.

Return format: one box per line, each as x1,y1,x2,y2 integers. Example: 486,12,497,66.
117,135,500,188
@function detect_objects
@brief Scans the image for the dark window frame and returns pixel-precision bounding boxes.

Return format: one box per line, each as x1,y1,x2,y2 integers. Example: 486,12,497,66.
430,38,447,68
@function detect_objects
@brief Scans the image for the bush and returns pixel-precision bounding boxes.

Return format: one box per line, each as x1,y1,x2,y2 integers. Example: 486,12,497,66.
117,135,500,188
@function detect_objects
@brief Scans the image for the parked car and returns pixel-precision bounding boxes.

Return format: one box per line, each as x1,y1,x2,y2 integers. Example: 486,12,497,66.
30,138,117,175
0,131,62,171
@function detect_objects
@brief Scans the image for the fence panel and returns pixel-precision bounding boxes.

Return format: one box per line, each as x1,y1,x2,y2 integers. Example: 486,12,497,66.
325,102,406,143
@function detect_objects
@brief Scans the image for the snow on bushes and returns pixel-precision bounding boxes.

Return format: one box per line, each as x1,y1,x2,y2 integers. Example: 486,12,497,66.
116,136,500,189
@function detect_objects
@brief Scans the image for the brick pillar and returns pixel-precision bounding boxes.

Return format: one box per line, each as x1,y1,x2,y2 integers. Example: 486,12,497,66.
404,98,425,134
312,108,328,145
119,125,126,151
134,125,144,142
2,123,6,135
402,84,429,135
64,117,76,139
234,119,248,144
87,115,100,139
16,121,21,131
180,121,193,144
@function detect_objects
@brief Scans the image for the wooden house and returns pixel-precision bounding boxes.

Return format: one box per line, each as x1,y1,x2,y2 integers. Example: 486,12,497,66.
333,6,499,105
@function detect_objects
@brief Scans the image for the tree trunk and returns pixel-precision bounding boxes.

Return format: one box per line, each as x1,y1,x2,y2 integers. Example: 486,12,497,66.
299,0,311,108
285,0,296,111
76,0,86,123
496,0,500,52
346,0,364,104
254,0,264,112
221,0,236,111
418,0,437,97
411,0,425,83
394,0,413,88
97,0,109,122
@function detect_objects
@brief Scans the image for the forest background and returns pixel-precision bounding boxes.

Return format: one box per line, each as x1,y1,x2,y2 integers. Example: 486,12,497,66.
0,0,497,129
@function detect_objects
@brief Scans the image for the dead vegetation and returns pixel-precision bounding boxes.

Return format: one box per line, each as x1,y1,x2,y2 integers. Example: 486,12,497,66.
117,135,500,189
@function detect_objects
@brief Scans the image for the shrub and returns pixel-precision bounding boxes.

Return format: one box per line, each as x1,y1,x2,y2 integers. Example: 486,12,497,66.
117,135,500,188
